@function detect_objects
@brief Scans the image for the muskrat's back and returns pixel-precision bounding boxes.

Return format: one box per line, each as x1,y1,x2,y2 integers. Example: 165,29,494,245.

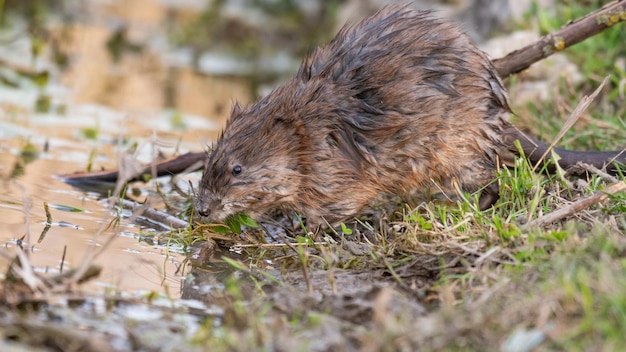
195,5,621,228
295,7,514,189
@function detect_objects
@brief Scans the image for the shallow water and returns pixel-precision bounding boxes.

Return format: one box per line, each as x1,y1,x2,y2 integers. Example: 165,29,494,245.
0,1,253,297
1,118,180,295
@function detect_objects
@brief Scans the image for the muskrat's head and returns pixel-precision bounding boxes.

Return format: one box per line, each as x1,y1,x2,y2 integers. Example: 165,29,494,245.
196,99,308,223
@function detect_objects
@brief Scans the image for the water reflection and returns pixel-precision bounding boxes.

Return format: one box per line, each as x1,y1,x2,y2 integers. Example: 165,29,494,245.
0,0,256,296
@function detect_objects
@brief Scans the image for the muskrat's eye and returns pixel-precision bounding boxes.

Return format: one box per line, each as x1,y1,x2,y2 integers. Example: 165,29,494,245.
232,165,242,176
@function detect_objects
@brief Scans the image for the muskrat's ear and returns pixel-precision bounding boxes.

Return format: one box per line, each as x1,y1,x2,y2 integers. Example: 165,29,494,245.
272,115,297,127
259,114,296,135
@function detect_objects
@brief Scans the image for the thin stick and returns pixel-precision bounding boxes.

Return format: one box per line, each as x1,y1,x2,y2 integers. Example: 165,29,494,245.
60,245,67,274
568,163,619,183
234,242,328,248
524,181,626,228
116,198,189,230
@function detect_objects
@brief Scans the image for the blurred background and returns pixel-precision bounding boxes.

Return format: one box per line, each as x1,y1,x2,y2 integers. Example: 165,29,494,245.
0,0,561,128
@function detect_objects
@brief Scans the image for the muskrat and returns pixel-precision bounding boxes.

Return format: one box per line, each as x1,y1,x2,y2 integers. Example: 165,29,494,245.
196,5,625,228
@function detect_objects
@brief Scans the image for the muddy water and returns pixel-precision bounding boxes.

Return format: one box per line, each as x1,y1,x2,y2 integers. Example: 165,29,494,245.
0,1,254,296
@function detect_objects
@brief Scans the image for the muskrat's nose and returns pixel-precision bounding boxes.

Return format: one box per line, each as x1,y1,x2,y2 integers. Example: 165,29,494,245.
197,207,211,217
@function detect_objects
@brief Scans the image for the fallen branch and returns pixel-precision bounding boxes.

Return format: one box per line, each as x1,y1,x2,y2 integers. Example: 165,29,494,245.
524,181,626,228
494,0,626,78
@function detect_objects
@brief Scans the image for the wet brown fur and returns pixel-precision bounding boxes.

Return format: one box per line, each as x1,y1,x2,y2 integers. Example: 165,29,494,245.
196,5,625,228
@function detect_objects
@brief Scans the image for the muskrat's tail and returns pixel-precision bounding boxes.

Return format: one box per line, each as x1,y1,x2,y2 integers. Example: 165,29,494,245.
504,127,626,175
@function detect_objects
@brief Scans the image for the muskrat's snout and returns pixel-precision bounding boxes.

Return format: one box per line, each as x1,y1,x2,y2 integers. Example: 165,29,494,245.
196,205,210,218
195,189,232,222
194,192,217,219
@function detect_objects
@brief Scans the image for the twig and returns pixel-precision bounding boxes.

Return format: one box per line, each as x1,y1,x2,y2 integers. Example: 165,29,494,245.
12,248,50,294
494,0,626,78
567,163,620,183
233,242,328,248
524,181,626,228
60,245,67,274
116,198,189,230
607,148,626,167
5,183,52,295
